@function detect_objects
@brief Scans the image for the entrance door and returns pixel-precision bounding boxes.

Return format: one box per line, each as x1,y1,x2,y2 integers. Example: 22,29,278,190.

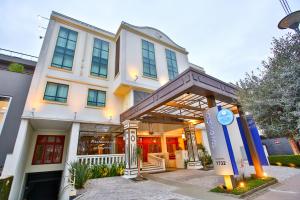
166,137,179,160
23,171,62,200
137,137,161,162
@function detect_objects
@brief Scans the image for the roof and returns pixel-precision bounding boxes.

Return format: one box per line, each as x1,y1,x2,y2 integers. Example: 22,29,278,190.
50,11,188,54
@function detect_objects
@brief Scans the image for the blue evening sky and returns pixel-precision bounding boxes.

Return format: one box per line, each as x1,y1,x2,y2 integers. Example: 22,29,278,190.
0,0,299,83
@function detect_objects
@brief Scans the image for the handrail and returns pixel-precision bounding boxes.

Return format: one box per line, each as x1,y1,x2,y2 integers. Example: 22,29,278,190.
0,48,38,61
147,153,166,170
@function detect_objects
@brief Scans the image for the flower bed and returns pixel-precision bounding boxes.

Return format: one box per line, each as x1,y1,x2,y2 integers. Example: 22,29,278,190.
210,177,276,195
69,162,125,189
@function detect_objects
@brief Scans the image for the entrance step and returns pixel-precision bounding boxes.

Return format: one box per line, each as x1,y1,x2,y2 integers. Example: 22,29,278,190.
141,162,166,174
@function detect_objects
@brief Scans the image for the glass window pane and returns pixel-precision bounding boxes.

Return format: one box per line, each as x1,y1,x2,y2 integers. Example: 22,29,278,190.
100,65,107,76
142,40,148,50
66,40,76,50
53,145,63,163
57,38,67,48
45,83,57,97
44,145,54,164
101,51,108,59
63,56,73,68
93,48,100,57
68,31,78,41
94,39,101,49
58,28,68,38
102,41,109,51
52,53,63,66
91,63,99,74
57,85,68,98
47,136,55,143
88,90,97,102
33,144,44,164
148,43,154,52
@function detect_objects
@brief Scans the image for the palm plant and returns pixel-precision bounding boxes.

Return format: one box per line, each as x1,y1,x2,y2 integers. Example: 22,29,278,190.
69,161,90,189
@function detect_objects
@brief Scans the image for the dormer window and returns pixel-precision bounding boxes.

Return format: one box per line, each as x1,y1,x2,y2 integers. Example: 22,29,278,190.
142,40,157,79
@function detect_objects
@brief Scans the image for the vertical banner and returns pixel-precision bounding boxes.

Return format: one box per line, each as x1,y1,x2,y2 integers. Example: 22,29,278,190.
204,107,236,175
129,129,137,169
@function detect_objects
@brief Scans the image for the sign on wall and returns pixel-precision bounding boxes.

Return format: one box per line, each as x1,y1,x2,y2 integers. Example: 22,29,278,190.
203,107,238,175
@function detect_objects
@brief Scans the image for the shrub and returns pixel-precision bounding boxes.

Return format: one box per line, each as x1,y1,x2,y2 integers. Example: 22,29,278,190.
198,144,213,168
268,155,300,167
69,162,91,189
99,164,109,177
90,164,102,179
117,162,125,176
8,63,24,73
109,163,118,177
0,176,13,200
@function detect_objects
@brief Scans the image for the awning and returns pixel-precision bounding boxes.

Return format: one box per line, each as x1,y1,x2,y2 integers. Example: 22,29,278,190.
120,67,238,124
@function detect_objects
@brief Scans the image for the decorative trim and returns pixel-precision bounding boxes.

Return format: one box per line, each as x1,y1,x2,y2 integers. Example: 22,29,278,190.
48,66,73,73
46,75,108,89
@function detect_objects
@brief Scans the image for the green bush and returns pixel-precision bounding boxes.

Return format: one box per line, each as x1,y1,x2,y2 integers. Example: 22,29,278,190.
268,155,300,167
69,162,91,189
116,162,125,176
8,63,24,73
0,176,13,200
90,164,102,179
109,163,118,177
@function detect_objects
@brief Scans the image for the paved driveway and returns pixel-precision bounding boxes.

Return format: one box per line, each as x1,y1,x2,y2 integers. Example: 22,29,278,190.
76,166,300,200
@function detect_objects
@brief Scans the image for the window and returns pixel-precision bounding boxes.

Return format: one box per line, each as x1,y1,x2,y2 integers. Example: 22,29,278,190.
142,40,157,78
32,135,65,165
133,90,150,105
51,27,78,70
0,96,11,135
87,89,106,107
91,38,109,78
43,82,69,103
166,49,178,80
115,37,120,77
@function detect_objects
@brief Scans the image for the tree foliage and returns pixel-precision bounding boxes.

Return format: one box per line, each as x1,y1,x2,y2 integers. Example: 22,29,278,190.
237,33,300,138
8,63,24,73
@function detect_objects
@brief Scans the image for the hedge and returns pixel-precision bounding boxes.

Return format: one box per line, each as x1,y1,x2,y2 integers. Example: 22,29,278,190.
0,176,13,200
268,155,300,167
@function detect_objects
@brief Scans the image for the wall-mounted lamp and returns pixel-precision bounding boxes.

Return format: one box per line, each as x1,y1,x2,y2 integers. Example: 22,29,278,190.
74,112,77,120
31,108,36,118
182,132,186,140
134,75,139,81
109,115,112,121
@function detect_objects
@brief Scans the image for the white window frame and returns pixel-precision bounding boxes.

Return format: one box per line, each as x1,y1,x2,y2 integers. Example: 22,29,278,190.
0,96,12,136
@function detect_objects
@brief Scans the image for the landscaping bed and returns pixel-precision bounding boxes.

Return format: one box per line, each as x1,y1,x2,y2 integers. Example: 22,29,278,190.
210,177,277,197
268,155,300,167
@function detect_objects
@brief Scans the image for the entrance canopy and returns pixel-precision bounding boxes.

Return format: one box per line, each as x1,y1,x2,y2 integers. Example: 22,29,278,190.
120,67,238,124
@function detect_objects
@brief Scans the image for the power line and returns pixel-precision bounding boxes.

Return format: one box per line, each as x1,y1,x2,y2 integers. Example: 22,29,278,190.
279,0,292,15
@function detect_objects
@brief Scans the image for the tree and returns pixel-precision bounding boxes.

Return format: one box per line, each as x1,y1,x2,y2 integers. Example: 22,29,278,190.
237,33,300,139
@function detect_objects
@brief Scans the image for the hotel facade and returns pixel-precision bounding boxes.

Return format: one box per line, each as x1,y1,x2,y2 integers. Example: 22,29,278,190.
1,11,250,200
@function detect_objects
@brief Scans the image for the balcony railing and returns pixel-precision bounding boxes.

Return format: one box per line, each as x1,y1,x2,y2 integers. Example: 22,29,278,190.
77,154,125,167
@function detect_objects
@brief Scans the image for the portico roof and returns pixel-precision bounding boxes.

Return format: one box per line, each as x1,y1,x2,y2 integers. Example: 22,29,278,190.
120,67,238,124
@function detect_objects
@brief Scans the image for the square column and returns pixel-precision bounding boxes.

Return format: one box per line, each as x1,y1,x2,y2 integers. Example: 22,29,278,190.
122,120,138,178
184,124,202,169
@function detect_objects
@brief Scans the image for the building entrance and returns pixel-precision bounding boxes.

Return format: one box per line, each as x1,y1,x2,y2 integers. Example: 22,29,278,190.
138,137,161,162
23,170,62,200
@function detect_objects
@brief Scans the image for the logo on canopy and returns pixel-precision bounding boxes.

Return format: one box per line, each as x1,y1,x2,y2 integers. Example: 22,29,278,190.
217,109,234,125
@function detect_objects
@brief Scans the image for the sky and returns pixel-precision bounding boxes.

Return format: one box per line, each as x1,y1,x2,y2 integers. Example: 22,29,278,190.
0,0,299,83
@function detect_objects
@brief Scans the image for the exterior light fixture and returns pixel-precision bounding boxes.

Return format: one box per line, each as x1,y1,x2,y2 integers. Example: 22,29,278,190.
134,75,139,81
263,172,267,177
182,132,186,140
31,108,36,118
74,112,77,120
239,182,245,188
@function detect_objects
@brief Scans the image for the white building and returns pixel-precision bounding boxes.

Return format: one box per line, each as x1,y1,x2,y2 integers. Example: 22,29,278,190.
1,11,246,200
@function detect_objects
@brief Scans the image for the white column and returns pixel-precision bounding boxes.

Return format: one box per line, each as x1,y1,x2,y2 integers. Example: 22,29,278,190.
184,124,202,169
2,119,31,200
59,122,80,200
122,120,138,178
